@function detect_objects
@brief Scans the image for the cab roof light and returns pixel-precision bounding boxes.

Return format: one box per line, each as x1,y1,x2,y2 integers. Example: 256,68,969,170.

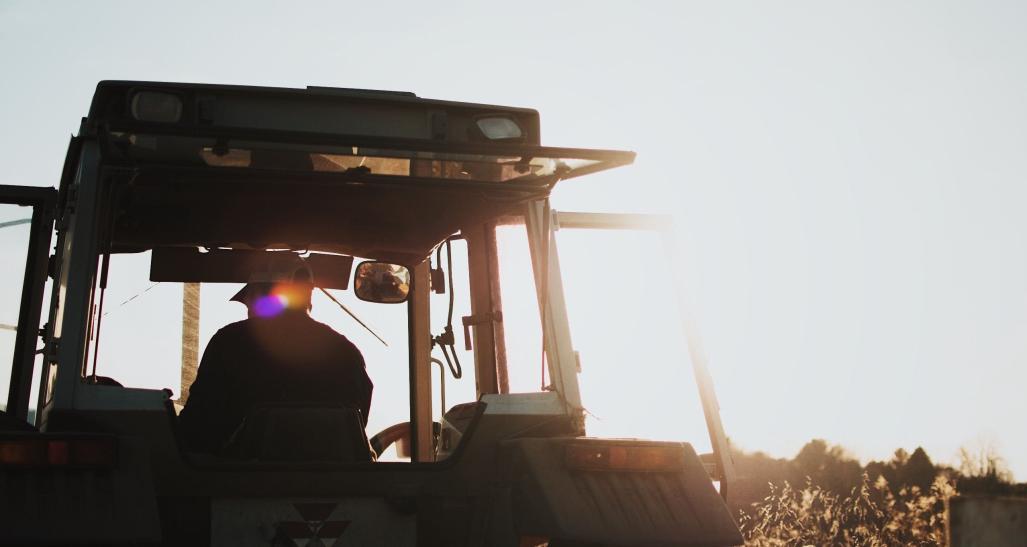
564,444,684,473
131,90,183,123
0,437,117,469
475,116,523,140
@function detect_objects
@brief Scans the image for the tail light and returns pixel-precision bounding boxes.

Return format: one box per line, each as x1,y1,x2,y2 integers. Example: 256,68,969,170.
564,443,684,472
0,436,117,469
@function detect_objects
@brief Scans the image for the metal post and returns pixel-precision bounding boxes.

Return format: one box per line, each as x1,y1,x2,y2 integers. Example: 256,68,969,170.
464,223,499,397
407,261,433,462
485,222,510,394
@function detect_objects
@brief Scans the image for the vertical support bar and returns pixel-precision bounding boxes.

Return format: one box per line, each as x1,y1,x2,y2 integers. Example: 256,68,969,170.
34,138,80,426
179,282,200,404
407,261,433,462
6,191,56,421
484,222,509,394
464,223,499,397
524,201,583,415
53,140,101,411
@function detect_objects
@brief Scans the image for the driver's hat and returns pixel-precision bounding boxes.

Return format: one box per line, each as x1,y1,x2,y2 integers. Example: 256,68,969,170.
230,262,314,303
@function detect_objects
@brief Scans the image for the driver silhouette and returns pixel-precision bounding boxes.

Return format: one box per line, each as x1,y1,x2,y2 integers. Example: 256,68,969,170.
178,265,372,454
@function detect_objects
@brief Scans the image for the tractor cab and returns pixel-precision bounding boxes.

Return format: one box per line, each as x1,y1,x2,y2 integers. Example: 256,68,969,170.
0,81,742,545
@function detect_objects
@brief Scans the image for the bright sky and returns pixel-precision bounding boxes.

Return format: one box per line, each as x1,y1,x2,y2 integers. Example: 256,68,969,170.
1,1,1025,478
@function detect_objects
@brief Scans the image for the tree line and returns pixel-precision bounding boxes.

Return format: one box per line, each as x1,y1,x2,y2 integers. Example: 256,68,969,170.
728,438,1023,515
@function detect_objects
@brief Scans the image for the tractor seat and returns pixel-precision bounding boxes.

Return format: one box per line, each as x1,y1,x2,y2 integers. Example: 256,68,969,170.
223,403,374,463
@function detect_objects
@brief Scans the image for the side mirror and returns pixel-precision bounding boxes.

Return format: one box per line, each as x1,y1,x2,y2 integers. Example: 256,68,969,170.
353,261,411,304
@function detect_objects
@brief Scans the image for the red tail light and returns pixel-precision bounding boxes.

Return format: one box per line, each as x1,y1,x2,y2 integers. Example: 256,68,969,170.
0,436,117,469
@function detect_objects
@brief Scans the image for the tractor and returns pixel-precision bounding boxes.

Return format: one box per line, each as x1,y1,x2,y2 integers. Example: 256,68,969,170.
0,81,742,546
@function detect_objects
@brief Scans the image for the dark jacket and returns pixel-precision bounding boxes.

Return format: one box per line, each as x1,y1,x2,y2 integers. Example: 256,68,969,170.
178,313,372,453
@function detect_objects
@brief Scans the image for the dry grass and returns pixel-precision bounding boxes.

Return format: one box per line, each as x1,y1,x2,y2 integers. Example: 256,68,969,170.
739,473,957,546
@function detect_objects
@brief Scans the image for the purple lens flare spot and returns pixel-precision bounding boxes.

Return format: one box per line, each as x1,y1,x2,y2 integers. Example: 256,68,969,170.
254,294,288,317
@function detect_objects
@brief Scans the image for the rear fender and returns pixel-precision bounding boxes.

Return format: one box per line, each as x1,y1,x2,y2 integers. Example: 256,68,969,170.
500,437,742,546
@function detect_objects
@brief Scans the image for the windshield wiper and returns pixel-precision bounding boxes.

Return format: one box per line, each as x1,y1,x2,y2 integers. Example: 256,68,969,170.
319,288,388,347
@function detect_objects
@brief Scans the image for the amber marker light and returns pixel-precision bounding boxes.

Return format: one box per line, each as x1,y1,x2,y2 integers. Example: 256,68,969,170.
564,443,685,472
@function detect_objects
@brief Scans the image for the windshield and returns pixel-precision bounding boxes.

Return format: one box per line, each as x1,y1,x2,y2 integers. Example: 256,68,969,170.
555,228,712,450
492,219,713,451
92,252,411,439
90,248,481,461
0,206,31,411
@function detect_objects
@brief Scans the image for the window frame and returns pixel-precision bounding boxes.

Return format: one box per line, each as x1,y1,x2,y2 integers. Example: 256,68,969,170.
0,184,57,422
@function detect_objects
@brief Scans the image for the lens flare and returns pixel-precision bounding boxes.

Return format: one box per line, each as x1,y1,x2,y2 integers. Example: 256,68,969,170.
253,294,288,318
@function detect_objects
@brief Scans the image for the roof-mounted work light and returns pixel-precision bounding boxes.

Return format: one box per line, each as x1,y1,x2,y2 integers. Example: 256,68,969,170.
131,90,182,123
475,116,523,140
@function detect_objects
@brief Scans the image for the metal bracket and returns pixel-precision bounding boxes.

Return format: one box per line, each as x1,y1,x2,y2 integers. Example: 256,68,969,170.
460,311,503,351
56,185,77,231
43,336,60,364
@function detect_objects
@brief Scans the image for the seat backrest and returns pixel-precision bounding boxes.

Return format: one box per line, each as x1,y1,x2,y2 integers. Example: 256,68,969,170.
224,404,374,462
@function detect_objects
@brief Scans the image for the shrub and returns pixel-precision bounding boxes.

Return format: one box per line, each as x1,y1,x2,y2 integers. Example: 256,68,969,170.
739,472,956,546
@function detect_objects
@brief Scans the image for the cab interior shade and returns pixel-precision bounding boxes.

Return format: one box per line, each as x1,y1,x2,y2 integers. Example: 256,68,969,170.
111,171,532,265
149,248,354,289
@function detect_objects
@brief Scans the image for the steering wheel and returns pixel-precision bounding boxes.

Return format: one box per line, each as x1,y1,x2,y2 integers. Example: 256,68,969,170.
369,421,441,457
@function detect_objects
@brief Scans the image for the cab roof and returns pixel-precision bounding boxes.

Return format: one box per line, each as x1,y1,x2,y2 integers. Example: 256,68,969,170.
84,81,634,265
